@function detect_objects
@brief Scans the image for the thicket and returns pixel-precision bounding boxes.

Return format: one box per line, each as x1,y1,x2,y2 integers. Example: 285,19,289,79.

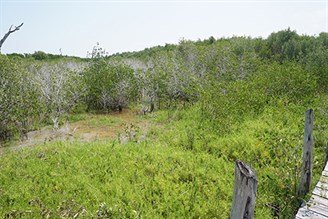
1,28,328,217
84,59,137,112
1,27,328,145
1,28,327,147
0,56,86,140
0,56,40,140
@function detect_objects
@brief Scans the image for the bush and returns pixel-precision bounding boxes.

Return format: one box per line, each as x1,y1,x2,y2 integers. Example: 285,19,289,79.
199,61,316,135
32,51,48,60
83,59,137,112
0,55,41,140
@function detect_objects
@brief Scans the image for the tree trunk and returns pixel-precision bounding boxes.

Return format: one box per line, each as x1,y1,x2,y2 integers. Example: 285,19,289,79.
52,117,59,130
150,102,154,113
230,160,258,219
298,109,314,197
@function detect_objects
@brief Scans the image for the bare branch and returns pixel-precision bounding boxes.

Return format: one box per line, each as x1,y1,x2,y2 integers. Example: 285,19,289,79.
9,23,24,33
0,23,24,53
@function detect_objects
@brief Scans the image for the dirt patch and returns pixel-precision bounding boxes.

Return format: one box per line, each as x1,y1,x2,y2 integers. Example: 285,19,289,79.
1,109,151,154
72,110,139,138
0,124,74,154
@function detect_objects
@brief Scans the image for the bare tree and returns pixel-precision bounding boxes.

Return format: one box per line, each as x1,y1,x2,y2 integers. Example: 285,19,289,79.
0,23,24,53
34,63,85,129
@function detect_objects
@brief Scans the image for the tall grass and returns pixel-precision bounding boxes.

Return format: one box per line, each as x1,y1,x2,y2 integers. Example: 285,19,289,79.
0,140,234,218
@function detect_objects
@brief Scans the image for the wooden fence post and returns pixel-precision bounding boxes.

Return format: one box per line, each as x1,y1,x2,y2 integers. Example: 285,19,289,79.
298,109,314,197
230,160,258,219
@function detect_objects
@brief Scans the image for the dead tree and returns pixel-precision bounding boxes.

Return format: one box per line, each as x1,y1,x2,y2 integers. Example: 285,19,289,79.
0,23,24,53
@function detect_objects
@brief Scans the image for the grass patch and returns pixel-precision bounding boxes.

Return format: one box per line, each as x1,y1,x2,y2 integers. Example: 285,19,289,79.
64,113,89,123
87,116,121,127
0,141,234,218
145,104,327,218
64,113,122,127
1,103,327,218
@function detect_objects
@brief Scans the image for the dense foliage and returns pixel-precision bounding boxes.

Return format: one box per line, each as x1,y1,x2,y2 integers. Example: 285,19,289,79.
84,59,137,112
0,55,40,140
1,29,328,218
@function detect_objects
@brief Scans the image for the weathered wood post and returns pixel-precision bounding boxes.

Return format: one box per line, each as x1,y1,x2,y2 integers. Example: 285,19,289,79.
324,141,328,169
230,160,258,219
298,109,314,197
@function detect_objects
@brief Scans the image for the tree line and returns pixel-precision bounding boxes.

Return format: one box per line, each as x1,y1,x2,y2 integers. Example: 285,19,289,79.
1,28,327,141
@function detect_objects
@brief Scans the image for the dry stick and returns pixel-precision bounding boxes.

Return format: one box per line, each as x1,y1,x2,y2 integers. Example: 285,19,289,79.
0,23,24,53
230,160,258,219
298,109,314,197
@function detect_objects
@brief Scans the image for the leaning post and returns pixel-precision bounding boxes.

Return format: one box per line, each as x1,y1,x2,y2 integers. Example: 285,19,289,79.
230,160,258,219
298,109,314,197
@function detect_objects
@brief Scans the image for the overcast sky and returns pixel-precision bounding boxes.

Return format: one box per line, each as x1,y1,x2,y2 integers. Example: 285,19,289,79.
0,0,327,57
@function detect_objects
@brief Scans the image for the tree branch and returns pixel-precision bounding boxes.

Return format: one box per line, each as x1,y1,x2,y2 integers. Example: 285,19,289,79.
9,23,23,33
0,23,24,53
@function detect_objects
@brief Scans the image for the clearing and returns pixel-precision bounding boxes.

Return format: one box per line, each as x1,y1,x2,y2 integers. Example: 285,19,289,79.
0,109,151,154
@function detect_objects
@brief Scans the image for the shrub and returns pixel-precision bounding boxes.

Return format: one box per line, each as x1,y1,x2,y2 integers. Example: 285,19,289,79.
83,59,137,112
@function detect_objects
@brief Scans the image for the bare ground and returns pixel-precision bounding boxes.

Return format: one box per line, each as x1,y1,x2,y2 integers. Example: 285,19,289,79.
0,109,151,154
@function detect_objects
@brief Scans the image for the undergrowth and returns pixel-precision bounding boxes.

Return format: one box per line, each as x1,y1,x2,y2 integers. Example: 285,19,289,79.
0,99,327,218
0,141,234,218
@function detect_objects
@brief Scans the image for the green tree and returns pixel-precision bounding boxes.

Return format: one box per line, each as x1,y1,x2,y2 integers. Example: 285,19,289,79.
32,51,48,60
266,28,300,62
0,55,40,139
84,58,137,112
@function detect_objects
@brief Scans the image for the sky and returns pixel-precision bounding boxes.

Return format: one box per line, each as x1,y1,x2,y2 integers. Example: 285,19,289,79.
0,0,327,57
